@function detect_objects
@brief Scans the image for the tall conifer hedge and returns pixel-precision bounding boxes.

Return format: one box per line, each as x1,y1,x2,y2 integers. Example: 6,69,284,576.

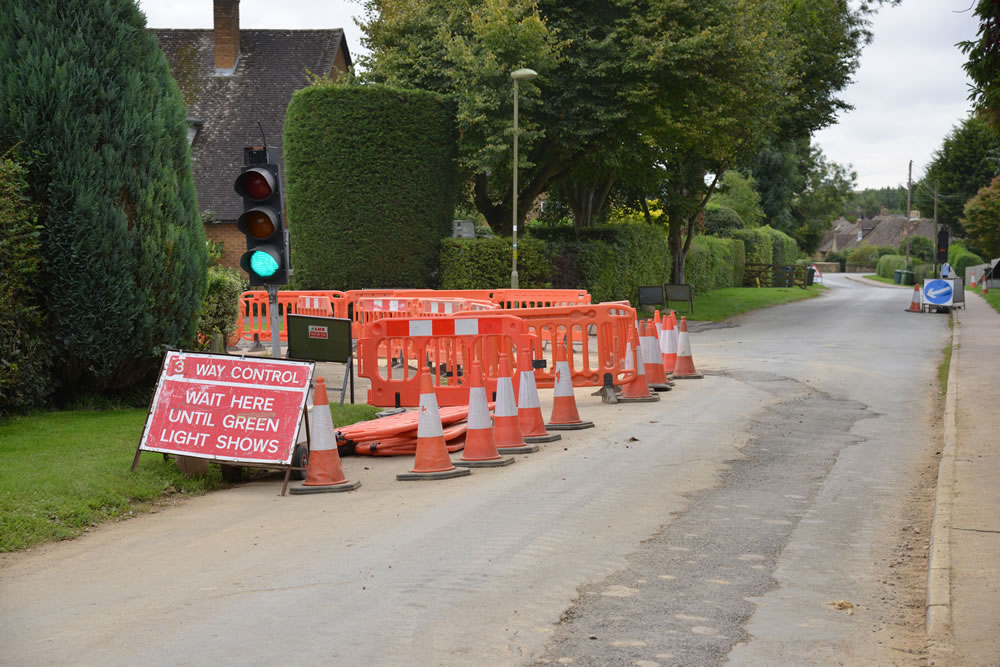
284,85,458,289
0,0,207,395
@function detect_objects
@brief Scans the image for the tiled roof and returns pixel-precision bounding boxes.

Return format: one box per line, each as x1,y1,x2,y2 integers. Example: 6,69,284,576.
153,29,349,222
818,215,937,254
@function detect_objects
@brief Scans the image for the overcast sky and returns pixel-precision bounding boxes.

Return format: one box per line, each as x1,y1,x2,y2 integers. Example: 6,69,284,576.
138,0,981,190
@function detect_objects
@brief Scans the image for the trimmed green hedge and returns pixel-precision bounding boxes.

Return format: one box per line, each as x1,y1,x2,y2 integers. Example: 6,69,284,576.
0,152,50,415
686,236,745,292
284,85,458,289
438,237,551,289
948,243,985,280
729,225,797,265
876,254,907,278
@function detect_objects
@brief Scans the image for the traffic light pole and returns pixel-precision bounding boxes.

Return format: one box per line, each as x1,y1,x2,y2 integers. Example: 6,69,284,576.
267,285,281,359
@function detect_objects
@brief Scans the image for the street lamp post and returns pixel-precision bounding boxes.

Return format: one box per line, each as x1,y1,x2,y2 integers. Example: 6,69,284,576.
510,67,537,289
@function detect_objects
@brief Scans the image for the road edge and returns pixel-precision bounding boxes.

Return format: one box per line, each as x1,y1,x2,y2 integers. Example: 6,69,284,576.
926,310,958,640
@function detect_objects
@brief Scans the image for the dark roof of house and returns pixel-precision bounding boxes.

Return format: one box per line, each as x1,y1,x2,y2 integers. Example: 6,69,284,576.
818,215,937,253
153,29,350,222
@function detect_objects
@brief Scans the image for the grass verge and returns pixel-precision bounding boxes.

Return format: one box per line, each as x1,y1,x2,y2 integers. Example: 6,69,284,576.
938,342,953,396
641,284,826,322
0,402,379,552
863,274,904,286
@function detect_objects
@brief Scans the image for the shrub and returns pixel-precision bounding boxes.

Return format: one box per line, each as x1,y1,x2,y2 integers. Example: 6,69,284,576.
0,150,50,415
196,267,245,349
730,225,798,265
846,244,881,267
876,254,907,278
914,263,935,283
952,247,985,280
824,250,847,272
686,236,745,291
284,85,458,289
438,237,550,289
0,0,208,396
899,235,934,262
704,206,744,236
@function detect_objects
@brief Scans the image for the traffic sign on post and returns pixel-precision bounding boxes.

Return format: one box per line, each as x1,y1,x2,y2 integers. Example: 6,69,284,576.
923,279,954,307
235,147,289,286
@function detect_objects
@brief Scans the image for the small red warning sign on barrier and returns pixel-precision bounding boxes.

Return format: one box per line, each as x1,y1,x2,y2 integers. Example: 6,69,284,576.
138,351,314,465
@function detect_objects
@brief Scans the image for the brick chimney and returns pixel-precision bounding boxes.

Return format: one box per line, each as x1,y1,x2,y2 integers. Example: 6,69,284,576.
214,0,240,73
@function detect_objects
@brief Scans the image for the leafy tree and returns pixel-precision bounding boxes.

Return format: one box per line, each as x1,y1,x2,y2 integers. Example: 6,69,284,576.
914,116,1000,236
750,139,855,253
850,185,907,217
963,175,1000,258
960,1,1000,129
709,171,764,228
704,206,745,237
0,0,207,396
898,235,934,263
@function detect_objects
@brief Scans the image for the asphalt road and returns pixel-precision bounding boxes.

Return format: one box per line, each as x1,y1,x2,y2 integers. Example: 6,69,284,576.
0,274,949,666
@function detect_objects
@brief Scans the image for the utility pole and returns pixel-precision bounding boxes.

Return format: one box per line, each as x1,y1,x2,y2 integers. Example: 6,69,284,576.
905,160,912,265
933,180,939,277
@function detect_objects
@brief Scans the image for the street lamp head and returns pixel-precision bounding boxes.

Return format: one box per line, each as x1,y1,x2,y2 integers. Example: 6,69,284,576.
511,68,538,81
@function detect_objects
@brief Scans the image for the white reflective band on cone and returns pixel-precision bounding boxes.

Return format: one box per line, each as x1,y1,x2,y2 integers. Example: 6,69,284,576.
467,386,492,429
554,360,573,396
677,331,692,357
518,371,541,408
418,392,445,437
310,404,336,451
495,378,518,417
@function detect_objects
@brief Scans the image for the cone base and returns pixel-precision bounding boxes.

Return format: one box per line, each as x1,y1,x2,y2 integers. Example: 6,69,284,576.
524,433,562,443
496,443,541,454
672,373,704,379
455,456,515,468
615,393,660,403
546,420,595,430
290,480,361,494
397,467,471,481
649,383,672,391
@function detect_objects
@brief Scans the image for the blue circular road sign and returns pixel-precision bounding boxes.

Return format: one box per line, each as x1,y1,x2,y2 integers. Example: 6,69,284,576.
924,279,954,305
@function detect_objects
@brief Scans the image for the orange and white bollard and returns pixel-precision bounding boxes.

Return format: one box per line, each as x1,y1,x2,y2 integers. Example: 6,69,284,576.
456,361,514,467
672,316,704,379
493,353,539,454
291,377,361,494
397,371,471,480
546,337,594,430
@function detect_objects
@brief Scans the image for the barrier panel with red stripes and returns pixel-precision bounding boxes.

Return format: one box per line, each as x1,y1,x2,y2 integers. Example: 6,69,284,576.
357,314,538,407
236,289,592,343
474,302,636,389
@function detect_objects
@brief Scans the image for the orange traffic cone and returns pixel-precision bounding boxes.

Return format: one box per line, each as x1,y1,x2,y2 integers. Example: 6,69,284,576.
618,326,659,402
641,320,671,391
661,312,678,374
905,285,922,313
291,377,361,494
672,316,704,379
982,272,990,295
397,371,471,480
493,353,539,454
970,271,978,289
456,361,514,467
517,342,561,443
546,337,594,430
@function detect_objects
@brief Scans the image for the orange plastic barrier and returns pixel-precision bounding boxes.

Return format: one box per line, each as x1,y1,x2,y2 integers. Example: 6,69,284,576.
475,302,637,389
296,295,334,317
236,289,594,343
234,290,347,343
357,314,538,407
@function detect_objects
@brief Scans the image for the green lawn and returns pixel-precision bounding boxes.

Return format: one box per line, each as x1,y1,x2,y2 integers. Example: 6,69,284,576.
0,402,378,552
641,284,826,322
863,274,902,286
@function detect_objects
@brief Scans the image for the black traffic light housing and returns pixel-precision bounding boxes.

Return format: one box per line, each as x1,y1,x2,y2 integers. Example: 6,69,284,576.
936,229,949,264
235,147,290,285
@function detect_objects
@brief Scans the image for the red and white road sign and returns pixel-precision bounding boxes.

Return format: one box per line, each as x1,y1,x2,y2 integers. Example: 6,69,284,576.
139,351,315,465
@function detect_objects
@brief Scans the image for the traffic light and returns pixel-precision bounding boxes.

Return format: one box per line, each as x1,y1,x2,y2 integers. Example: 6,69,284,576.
235,148,289,285
936,229,949,264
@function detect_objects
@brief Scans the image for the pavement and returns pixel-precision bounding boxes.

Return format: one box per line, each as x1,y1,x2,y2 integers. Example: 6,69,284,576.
928,287,1000,664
